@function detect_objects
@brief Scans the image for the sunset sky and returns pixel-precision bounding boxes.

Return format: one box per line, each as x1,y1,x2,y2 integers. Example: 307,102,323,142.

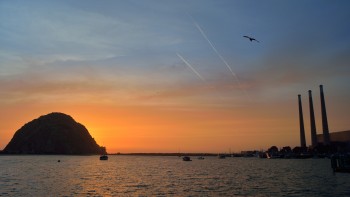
1,0,350,153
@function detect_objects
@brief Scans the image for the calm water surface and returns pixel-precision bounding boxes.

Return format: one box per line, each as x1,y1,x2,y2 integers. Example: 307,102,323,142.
1,155,349,196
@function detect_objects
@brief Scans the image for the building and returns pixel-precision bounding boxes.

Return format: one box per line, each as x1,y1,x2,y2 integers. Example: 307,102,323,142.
317,130,350,143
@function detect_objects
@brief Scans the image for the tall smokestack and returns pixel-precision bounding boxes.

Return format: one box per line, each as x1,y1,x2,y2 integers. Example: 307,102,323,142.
308,90,317,147
320,85,330,145
298,94,306,147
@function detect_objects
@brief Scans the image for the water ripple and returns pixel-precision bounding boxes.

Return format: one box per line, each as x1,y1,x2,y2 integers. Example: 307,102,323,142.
1,156,350,196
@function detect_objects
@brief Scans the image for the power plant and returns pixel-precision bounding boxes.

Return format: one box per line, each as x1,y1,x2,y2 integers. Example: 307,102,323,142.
298,85,331,147
297,85,350,159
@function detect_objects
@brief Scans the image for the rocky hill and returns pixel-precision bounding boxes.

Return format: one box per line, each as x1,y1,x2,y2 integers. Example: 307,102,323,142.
4,112,106,155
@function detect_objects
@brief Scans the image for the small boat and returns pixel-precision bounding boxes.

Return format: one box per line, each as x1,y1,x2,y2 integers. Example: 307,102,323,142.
100,155,108,160
266,153,283,159
182,156,192,161
197,156,205,160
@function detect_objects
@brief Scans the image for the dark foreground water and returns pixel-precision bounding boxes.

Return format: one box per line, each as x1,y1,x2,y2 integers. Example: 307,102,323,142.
0,155,349,196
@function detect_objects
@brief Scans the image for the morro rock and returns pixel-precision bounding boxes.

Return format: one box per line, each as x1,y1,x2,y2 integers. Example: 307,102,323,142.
4,112,107,155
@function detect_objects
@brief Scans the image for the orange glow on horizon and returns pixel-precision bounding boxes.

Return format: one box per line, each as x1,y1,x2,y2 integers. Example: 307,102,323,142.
0,99,302,153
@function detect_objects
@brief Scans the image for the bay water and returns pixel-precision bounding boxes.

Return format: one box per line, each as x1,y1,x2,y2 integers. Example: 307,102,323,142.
1,155,349,196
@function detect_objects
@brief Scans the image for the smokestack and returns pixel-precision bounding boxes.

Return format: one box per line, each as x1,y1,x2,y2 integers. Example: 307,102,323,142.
298,94,306,147
320,85,330,145
308,90,317,147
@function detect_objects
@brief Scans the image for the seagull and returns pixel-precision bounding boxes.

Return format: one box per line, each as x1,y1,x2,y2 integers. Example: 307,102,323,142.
243,36,259,43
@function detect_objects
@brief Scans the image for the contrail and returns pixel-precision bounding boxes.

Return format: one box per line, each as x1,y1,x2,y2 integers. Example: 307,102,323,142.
192,21,237,80
177,53,205,81
191,17,251,100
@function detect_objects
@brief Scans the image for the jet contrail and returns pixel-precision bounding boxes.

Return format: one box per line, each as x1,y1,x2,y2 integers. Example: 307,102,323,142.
191,17,251,101
177,53,205,81
193,21,237,80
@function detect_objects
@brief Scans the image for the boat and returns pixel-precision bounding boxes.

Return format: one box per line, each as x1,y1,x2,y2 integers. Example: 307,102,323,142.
331,154,350,173
100,155,108,160
266,152,283,159
197,156,205,160
182,156,192,161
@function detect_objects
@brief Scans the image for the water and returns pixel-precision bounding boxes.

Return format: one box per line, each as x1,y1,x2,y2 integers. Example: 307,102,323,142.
1,156,349,196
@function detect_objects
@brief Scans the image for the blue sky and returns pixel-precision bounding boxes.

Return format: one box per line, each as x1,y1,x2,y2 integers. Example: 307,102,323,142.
1,0,350,152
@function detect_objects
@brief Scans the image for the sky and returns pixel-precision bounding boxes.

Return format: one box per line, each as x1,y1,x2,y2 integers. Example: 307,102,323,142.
1,0,350,153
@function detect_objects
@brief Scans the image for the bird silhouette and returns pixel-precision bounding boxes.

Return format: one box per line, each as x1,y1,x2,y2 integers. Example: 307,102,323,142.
243,36,259,43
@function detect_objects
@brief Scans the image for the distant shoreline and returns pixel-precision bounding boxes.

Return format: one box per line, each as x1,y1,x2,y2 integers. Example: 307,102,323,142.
0,151,222,157
109,153,220,156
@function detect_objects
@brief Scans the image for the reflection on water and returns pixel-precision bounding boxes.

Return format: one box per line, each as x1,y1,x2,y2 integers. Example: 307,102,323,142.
1,156,350,196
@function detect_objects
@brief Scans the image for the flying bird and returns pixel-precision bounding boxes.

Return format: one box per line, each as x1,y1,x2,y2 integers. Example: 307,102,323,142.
243,36,259,43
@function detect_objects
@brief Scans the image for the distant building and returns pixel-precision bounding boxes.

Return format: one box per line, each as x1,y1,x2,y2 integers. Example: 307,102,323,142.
317,130,350,143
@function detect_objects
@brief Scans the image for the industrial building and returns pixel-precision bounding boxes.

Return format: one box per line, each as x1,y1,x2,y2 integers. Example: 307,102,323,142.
298,85,350,149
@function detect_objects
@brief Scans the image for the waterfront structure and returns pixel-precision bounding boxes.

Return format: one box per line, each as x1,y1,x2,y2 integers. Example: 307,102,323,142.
320,85,330,145
298,94,306,147
308,90,318,147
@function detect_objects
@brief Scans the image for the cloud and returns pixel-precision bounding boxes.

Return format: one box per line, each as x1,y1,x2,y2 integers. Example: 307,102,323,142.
0,0,187,66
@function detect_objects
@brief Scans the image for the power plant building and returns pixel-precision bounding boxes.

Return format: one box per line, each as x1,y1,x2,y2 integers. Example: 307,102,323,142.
317,130,350,143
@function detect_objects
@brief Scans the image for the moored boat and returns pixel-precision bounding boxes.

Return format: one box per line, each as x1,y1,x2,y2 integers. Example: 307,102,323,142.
182,156,192,161
100,155,108,160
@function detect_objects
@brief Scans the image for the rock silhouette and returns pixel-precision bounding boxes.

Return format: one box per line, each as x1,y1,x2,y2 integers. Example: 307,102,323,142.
4,112,106,155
